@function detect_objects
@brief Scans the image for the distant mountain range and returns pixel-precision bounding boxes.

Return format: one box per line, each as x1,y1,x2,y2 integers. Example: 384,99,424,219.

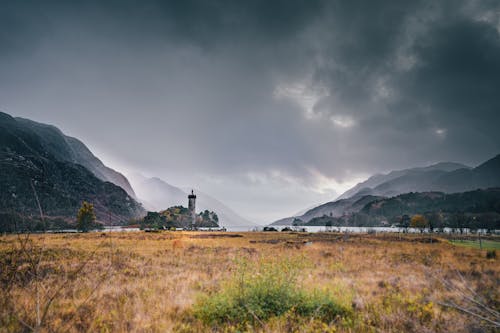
3,110,498,231
337,162,471,199
0,111,144,228
271,193,383,226
128,173,186,210
128,173,258,228
271,154,500,226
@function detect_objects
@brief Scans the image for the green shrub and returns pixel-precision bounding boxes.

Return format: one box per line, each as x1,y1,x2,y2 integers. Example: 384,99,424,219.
193,257,352,328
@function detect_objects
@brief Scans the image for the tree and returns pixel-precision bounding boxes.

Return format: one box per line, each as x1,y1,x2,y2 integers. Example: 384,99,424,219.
326,219,333,232
410,214,428,233
477,213,500,234
399,214,411,233
77,201,96,232
450,213,469,234
425,212,443,233
142,211,165,229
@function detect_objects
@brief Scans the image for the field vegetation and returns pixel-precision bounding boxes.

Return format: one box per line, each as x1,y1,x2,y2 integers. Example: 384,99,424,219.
449,239,500,250
0,231,498,332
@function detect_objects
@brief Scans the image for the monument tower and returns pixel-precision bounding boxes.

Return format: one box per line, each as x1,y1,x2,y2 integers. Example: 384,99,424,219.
188,190,196,229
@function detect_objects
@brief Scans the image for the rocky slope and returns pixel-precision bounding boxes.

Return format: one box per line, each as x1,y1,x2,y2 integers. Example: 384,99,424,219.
15,117,136,198
0,111,143,229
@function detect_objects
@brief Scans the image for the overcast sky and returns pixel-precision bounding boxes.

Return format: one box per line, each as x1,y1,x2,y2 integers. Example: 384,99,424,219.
1,0,500,223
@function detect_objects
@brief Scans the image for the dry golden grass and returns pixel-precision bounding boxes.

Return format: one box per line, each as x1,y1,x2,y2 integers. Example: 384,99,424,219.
0,231,498,332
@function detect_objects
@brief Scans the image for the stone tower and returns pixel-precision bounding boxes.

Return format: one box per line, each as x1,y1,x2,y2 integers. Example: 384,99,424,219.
188,189,196,229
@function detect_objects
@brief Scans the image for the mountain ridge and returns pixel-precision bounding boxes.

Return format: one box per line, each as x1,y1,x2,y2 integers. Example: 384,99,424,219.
271,155,499,226
15,117,137,198
0,111,144,228
337,162,470,200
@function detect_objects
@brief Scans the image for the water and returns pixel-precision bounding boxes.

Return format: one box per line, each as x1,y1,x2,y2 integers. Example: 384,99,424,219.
41,225,499,234
269,226,404,233
223,226,261,232
46,226,140,233
267,226,498,234
45,225,259,233
102,226,140,232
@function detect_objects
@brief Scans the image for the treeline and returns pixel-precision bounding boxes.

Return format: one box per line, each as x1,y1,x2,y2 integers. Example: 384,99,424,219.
303,212,498,232
297,188,500,231
0,212,73,232
0,201,104,233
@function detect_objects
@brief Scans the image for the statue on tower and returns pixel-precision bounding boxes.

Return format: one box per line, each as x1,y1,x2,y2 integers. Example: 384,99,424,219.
188,190,197,229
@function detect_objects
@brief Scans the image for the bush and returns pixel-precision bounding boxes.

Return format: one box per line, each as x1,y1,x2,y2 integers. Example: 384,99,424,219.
193,257,352,329
486,250,496,259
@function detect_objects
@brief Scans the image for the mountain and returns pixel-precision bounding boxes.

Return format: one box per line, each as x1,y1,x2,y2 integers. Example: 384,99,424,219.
432,154,500,193
271,155,500,226
270,193,383,226
337,162,470,200
302,189,500,229
338,155,500,200
360,188,500,226
15,117,136,198
0,111,144,229
128,174,258,228
185,188,258,228
128,173,186,211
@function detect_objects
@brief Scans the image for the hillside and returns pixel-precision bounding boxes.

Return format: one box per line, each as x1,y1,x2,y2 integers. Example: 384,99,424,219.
0,111,143,230
358,188,500,229
280,188,500,229
431,154,500,193
15,117,136,198
270,193,383,226
361,189,500,218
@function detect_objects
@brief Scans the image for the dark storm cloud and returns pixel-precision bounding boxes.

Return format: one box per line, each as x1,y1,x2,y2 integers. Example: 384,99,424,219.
405,17,500,145
1,0,499,221
303,0,500,176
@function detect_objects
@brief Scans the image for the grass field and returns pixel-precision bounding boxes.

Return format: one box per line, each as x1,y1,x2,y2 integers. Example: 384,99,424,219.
449,239,500,250
0,232,498,332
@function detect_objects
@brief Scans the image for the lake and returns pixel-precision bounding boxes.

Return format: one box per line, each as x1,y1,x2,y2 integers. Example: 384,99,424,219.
43,225,498,234
263,225,498,234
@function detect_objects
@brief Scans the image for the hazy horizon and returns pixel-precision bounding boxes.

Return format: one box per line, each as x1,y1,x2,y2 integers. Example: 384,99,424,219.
1,0,499,223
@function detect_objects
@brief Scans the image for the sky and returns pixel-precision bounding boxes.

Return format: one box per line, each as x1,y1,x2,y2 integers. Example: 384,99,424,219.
1,0,500,223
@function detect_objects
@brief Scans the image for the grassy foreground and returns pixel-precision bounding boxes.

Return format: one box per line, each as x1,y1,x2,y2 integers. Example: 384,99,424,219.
0,232,498,332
